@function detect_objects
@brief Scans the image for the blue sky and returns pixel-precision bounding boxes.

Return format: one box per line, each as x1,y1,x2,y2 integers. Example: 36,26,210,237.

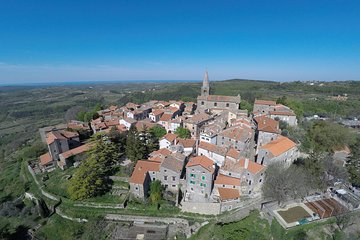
0,0,359,83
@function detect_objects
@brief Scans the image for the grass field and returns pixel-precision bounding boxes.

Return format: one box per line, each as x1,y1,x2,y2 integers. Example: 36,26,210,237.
277,206,311,223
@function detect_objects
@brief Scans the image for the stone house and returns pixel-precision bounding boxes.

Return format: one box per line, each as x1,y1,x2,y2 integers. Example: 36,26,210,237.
58,143,93,170
158,113,173,131
45,130,80,161
39,153,55,171
119,118,137,130
256,136,298,166
177,138,197,156
253,115,280,148
39,123,67,144
220,158,265,196
129,160,160,200
216,125,253,152
185,156,216,202
269,111,298,126
149,109,164,122
90,118,107,133
198,141,227,166
158,153,187,192
253,99,276,114
169,118,182,133
183,113,213,139
159,133,178,149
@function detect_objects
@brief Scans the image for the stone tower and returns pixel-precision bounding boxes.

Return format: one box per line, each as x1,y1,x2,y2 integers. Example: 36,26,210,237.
201,71,210,96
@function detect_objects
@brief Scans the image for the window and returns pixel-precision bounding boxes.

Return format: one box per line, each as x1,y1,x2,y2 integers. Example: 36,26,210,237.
190,180,195,184
164,170,167,172
191,187,194,191
201,101,204,105
261,173,264,176
259,179,262,183
203,183,207,187
229,173,232,176
135,187,138,190
172,176,176,181
153,178,155,181
164,176,168,180
202,176,206,180
190,173,196,178
223,184,225,187
249,190,252,194
249,180,252,185
226,103,229,107
172,185,176,188
214,102,217,107
233,186,235,188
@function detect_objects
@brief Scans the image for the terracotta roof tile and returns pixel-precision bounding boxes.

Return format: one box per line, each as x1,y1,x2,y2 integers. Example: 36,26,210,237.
218,188,240,201
177,138,196,148
218,126,252,142
60,143,93,159
254,115,279,133
186,156,215,173
151,109,165,116
199,141,228,156
239,158,265,175
254,99,276,106
163,133,178,142
215,174,241,186
129,160,160,184
260,136,296,157
226,148,241,159
39,153,53,166
160,113,172,121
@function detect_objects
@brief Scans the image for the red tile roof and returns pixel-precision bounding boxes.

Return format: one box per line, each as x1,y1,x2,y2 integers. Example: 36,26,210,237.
226,148,241,159
260,136,296,157
60,143,93,159
239,158,265,175
186,156,215,173
215,174,241,186
199,141,228,156
39,153,53,166
218,188,240,201
254,99,276,106
163,133,178,142
254,115,279,133
177,138,196,148
129,160,160,184
160,113,172,121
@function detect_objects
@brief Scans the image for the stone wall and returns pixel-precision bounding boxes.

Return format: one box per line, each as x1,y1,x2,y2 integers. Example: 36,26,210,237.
181,201,220,215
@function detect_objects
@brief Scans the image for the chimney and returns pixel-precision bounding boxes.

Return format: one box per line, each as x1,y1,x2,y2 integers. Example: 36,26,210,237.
244,158,249,169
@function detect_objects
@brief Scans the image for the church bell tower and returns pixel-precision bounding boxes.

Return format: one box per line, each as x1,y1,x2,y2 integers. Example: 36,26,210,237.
201,71,210,96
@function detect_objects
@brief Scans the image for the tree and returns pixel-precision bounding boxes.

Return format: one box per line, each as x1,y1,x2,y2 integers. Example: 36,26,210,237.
68,136,120,200
347,138,360,187
149,180,163,205
239,100,253,113
149,125,167,139
174,127,191,139
263,163,314,204
307,121,355,152
125,126,146,162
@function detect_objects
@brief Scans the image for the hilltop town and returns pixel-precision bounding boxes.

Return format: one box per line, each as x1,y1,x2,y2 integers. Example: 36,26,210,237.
0,76,359,239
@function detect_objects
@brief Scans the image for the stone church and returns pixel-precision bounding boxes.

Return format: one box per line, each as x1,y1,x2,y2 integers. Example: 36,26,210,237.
197,71,241,112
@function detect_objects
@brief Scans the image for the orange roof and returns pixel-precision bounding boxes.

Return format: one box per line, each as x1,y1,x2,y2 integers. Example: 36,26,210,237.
39,153,53,166
254,99,276,106
105,118,120,127
151,148,172,156
45,130,78,145
199,141,228,156
269,111,296,116
148,155,164,163
218,126,252,142
186,156,215,173
226,148,241,159
254,115,279,133
215,174,241,186
177,138,196,148
260,136,296,157
129,160,160,184
163,133,178,142
218,188,240,201
160,113,172,121
239,158,265,175
151,109,164,116
60,143,93,159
